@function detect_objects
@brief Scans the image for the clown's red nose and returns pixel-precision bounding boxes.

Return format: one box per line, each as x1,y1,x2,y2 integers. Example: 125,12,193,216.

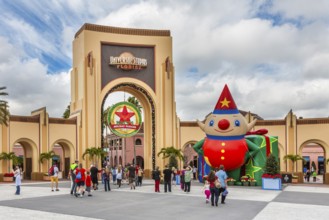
218,119,230,130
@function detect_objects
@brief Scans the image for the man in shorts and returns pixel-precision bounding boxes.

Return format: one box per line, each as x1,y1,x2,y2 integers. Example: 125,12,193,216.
51,164,59,192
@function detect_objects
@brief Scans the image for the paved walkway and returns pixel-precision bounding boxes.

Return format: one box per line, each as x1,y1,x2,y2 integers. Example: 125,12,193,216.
1,179,329,220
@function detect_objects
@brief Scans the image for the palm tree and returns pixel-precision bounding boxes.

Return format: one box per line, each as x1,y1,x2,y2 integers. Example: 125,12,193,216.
39,150,57,172
62,104,70,119
39,150,57,174
0,87,9,126
127,96,142,111
0,152,17,172
283,154,305,176
157,146,184,169
83,147,106,166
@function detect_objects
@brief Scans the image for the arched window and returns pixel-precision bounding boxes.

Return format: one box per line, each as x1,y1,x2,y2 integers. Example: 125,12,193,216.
135,138,142,145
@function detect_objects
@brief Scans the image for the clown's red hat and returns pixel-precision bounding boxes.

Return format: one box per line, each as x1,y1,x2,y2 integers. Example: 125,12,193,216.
213,84,239,114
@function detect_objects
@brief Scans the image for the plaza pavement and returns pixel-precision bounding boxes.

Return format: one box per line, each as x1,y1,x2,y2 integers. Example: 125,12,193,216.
1,179,329,220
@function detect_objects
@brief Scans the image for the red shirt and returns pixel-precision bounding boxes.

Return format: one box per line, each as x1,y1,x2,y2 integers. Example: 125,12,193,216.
85,175,91,187
75,168,86,182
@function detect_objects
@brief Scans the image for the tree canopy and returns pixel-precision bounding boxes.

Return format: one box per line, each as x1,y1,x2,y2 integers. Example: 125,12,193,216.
0,87,9,126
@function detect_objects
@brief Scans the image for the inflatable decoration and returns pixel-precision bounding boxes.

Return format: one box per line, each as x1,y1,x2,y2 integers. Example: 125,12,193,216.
193,84,279,185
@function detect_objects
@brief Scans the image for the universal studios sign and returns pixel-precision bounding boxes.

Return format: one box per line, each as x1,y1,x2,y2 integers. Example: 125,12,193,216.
109,52,147,70
107,102,142,138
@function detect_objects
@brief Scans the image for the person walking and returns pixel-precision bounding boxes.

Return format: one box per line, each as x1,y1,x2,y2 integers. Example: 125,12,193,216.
90,164,99,190
176,169,181,185
207,170,220,206
184,166,193,193
103,168,111,192
312,170,317,182
152,166,161,192
137,167,144,186
85,171,92,196
69,160,78,195
128,164,136,190
193,166,197,180
112,166,117,185
215,165,228,204
163,165,172,192
75,163,86,197
50,164,60,192
180,166,186,190
203,180,211,204
116,165,123,188
172,167,177,186
13,166,22,195
306,169,311,182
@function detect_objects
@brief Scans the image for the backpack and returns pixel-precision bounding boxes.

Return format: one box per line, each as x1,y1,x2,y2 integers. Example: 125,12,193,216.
76,171,82,180
48,166,54,176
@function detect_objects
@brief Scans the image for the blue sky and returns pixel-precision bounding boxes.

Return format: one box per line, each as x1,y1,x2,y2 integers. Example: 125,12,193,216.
0,0,329,120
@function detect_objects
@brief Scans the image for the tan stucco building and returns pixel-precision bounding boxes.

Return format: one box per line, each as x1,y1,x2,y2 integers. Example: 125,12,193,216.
1,24,329,183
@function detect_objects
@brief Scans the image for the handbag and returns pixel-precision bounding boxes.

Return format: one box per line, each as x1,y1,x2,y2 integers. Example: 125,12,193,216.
215,179,221,188
222,189,228,196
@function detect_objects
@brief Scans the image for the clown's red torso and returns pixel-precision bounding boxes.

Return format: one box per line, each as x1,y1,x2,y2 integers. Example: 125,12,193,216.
203,136,248,171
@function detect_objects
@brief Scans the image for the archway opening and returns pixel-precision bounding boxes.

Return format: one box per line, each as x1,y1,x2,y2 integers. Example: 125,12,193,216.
183,142,198,168
103,91,145,168
12,141,35,180
302,143,325,184
52,141,74,179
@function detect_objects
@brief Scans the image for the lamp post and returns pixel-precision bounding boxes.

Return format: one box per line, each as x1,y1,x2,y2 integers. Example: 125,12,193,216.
133,137,136,166
116,139,119,166
110,140,113,167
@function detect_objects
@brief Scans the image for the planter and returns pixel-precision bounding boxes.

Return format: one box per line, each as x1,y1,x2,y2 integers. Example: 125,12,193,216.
235,182,242,186
262,178,282,190
43,176,51,181
227,181,235,186
242,181,249,186
250,182,257,186
3,176,14,182
292,178,298,184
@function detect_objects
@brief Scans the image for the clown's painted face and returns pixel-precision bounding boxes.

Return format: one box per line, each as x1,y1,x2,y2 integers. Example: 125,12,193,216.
203,113,249,136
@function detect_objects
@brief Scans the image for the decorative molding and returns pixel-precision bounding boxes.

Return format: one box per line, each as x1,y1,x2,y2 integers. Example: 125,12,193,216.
75,23,171,39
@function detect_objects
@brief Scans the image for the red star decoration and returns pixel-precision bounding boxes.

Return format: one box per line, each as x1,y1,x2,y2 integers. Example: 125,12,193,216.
115,106,135,123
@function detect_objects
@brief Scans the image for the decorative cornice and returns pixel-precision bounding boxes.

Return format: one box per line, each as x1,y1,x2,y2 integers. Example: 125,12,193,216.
256,120,286,126
180,121,199,127
297,118,329,125
75,23,171,39
10,115,39,123
49,117,77,125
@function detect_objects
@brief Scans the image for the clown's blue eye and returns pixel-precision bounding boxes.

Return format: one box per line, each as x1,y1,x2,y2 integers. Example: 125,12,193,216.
235,120,240,126
209,120,214,127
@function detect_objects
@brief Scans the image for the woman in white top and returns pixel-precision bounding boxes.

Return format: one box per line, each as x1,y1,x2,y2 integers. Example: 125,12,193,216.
13,166,22,195
116,165,123,188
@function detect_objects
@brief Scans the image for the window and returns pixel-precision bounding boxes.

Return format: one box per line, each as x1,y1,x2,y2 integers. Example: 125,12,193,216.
135,138,142,145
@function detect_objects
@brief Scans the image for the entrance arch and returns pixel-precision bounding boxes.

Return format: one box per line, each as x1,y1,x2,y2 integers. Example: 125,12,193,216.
12,138,38,180
101,82,156,171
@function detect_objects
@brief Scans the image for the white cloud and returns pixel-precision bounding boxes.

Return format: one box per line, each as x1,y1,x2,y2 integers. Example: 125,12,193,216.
0,38,70,117
0,0,329,121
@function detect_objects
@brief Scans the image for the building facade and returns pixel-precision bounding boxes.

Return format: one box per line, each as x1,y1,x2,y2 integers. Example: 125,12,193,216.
1,24,329,183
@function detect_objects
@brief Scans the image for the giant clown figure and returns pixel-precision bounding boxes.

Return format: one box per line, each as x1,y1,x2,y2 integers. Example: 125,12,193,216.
193,84,257,179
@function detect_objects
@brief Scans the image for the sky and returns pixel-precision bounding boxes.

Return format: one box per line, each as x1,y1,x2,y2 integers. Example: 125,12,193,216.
0,0,329,121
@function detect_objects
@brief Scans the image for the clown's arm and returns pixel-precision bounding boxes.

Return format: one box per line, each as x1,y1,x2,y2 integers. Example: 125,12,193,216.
192,138,205,155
